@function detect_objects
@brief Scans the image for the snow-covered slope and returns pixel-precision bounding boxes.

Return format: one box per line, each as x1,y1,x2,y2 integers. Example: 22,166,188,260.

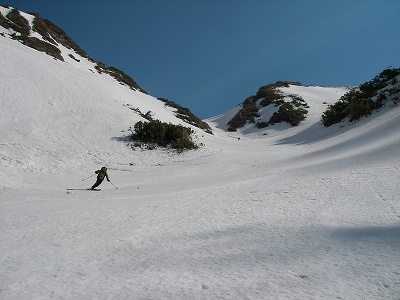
0,7,212,188
207,85,351,136
1,7,400,300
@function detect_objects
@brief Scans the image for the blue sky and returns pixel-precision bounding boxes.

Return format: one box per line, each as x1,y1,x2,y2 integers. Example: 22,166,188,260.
4,0,400,119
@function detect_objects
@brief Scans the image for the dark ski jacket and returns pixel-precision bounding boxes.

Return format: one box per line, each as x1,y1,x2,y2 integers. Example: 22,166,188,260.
95,169,109,181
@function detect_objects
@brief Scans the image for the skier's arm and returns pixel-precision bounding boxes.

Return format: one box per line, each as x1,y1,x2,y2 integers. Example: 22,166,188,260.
105,172,110,181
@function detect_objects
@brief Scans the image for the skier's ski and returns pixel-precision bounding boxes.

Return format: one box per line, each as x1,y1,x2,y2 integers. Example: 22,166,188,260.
65,188,101,191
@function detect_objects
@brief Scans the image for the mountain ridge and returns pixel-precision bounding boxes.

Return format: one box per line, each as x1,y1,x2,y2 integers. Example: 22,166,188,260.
1,7,400,299
1,5,399,180
0,5,212,132
2,5,398,137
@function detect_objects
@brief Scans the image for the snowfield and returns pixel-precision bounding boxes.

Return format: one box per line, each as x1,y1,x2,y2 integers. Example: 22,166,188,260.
1,10,400,300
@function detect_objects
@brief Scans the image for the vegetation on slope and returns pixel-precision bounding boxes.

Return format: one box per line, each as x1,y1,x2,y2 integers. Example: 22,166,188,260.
322,67,400,127
124,106,203,151
1,6,212,142
0,6,147,92
130,120,199,151
95,62,146,93
227,81,307,131
158,98,213,134
1,8,70,61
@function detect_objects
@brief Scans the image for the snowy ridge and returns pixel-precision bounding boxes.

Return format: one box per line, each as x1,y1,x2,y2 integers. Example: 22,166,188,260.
1,7,400,300
0,36,196,172
207,85,351,137
0,8,212,185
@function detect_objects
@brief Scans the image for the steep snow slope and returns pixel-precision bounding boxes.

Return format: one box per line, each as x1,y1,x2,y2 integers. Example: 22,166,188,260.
0,27,211,188
1,7,400,300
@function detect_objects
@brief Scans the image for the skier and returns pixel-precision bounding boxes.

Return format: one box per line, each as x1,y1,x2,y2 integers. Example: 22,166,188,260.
90,166,110,190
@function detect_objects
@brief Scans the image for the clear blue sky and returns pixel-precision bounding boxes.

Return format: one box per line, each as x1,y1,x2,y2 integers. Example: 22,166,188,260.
4,0,400,119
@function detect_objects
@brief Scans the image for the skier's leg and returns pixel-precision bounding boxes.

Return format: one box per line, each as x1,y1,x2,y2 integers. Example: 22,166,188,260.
91,178,103,189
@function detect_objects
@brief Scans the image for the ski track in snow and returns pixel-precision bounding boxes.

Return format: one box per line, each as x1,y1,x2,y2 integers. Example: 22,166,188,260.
1,11,400,300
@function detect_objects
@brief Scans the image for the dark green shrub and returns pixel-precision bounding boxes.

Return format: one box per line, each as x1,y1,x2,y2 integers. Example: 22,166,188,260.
322,67,400,127
158,98,213,134
133,120,166,144
40,18,89,58
322,100,348,127
227,82,306,131
95,63,146,93
359,67,400,98
268,103,307,126
68,53,80,62
19,36,64,61
131,120,198,150
322,89,375,126
256,121,268,129
124,105,154,121
0,10,15,31
108,66,144,92
31,14,57,45
256,81,301,100
347,97,374,122
94,63,145,92
259,89,284,107
164,123,198,150
227,96,259,131
6,9,30,36
255,84,273,100
288,94,307,107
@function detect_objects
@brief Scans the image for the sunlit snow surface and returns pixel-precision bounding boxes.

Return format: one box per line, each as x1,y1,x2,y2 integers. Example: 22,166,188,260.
1,12,400,299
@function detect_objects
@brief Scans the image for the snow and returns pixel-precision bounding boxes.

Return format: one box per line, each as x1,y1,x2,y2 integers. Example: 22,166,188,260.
0,5,11,16
1,11,400,300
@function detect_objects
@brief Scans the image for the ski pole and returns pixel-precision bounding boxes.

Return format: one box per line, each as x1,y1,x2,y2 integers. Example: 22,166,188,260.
109,181,118,189
82,173,96,181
